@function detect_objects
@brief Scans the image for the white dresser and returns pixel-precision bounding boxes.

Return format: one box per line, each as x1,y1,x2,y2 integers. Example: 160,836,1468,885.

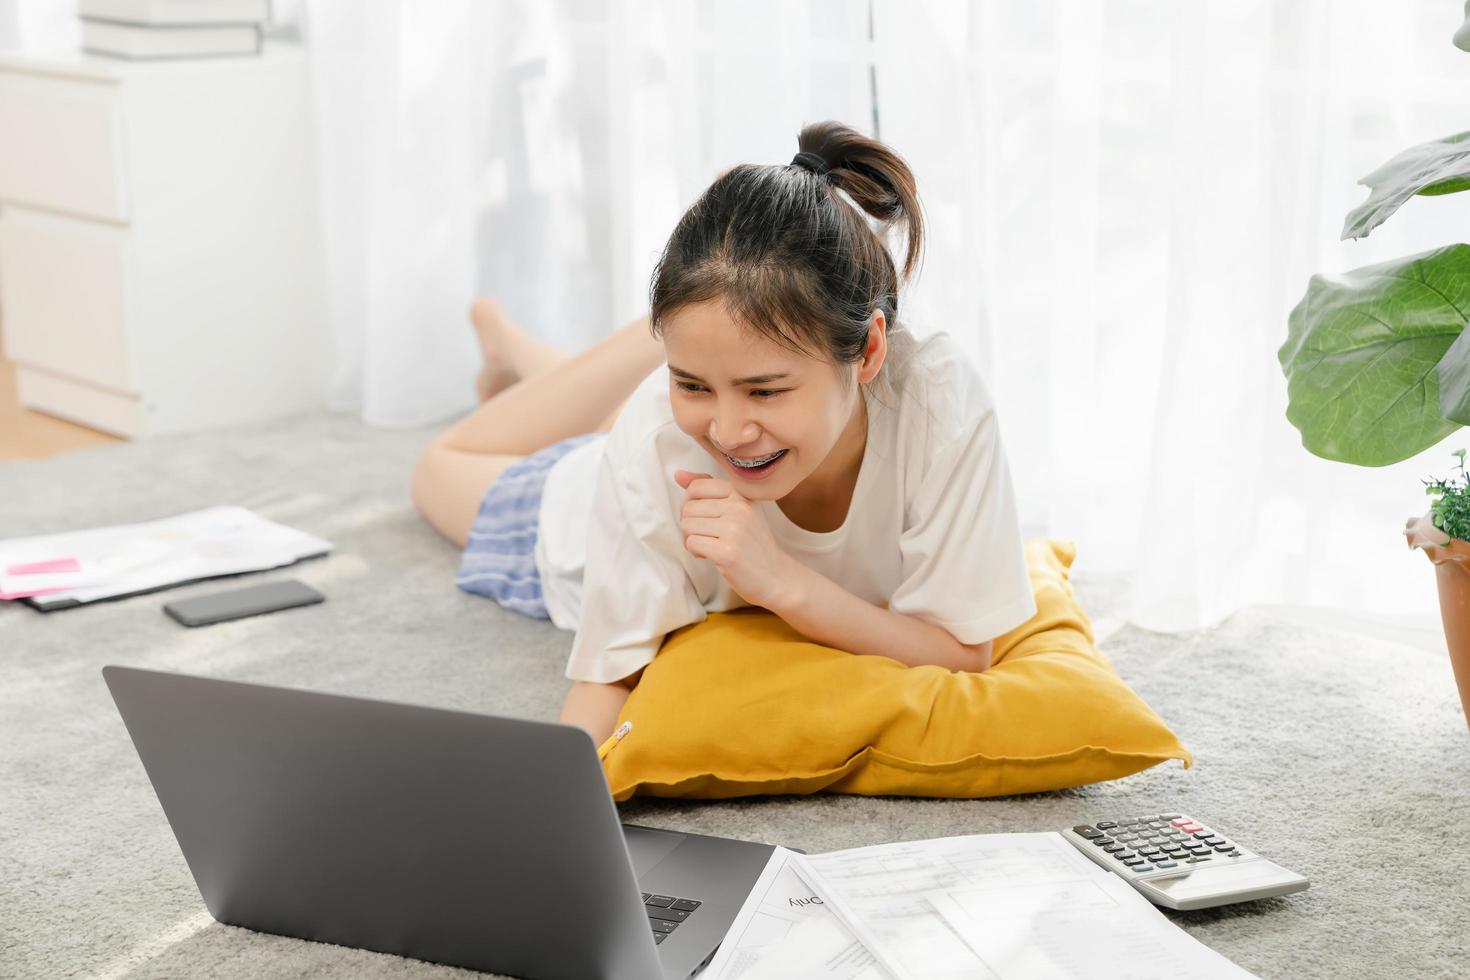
0,46,329,438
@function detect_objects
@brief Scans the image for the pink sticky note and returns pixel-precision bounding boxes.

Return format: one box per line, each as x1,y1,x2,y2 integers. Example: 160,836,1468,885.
6,557,81,576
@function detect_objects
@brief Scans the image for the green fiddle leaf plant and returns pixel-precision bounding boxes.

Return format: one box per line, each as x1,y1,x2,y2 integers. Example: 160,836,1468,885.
1280,133,1470,467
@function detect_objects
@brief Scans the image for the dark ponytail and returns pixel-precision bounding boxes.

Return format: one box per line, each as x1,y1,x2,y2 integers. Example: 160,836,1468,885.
647,120,925,407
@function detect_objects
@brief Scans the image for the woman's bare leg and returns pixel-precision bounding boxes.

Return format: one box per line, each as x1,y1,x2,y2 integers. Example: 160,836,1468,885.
453,299,658,449
411,446,525,550
411,301,664,548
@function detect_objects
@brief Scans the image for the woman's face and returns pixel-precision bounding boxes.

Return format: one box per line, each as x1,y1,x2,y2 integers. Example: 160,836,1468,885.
661,299,883,502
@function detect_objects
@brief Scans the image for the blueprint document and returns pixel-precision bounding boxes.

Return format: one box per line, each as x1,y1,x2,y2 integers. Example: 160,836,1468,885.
790,832,1258,980
702,847,892,980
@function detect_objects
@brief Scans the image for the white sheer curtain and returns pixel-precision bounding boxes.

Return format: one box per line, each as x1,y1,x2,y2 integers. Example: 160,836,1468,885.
874,0,1470,631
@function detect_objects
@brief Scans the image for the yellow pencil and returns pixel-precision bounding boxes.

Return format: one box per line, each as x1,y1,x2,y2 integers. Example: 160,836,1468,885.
597,720,633,761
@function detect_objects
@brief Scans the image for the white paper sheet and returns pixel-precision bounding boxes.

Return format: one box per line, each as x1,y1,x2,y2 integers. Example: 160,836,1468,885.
925,874,1259,979
791,832,1257,980
0,506,331,606
702,847,892,980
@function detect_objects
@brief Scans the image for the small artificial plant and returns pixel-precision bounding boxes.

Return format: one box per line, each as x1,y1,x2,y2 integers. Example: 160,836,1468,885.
1426,449,1470,543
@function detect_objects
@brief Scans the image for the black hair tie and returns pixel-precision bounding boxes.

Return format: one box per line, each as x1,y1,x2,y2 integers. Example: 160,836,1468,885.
790,151,830,178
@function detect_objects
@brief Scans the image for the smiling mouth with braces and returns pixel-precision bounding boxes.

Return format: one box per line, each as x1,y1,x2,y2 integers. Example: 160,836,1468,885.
725,449,787,468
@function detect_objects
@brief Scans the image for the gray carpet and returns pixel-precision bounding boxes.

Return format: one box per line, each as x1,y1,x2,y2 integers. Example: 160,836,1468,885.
4,411,1468,980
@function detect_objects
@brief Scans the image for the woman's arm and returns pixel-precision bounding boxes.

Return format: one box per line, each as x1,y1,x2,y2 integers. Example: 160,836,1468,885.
558,667,646,744
771,563,992,672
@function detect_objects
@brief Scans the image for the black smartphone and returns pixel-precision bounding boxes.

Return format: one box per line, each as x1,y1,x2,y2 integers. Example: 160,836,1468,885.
163,579,325,627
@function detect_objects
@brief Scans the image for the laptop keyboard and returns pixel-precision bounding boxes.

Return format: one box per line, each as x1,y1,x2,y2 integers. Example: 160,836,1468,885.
640,892,703,945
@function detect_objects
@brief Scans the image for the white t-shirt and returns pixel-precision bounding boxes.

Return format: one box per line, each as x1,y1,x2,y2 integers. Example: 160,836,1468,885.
534,330,1037,684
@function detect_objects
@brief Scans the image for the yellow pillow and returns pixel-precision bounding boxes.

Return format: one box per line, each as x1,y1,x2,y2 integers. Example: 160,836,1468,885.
603,539,1193,801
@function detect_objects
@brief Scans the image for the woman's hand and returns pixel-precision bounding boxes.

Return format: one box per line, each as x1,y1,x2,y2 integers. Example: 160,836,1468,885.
674,470,799,610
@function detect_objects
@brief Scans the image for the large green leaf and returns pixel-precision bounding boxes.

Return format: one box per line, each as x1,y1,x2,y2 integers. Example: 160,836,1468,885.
1280,244,1469,466
1341,130,1470,241
1440,327,1470,425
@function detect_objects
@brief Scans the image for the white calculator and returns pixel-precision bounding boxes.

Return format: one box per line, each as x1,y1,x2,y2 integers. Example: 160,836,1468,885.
1060,812,1310,911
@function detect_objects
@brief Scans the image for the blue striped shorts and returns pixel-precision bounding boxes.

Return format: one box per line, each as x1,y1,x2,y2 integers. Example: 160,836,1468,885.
455,432,603,619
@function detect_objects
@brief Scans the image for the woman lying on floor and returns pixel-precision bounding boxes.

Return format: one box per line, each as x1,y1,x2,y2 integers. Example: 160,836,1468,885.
411,120,1037,746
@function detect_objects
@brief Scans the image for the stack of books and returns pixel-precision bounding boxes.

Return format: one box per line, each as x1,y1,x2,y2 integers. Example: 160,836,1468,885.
78,0,271,60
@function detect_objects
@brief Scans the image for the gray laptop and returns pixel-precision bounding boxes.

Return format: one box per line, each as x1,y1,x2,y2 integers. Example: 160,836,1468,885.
102,665,777,980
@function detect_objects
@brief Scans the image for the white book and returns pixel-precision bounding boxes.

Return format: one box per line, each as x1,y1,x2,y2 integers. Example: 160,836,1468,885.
80,18,263,59
78,0,271,27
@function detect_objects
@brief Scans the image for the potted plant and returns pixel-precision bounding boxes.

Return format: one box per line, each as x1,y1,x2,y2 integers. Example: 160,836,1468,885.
1405,452,1470,729
1279,20,1470,729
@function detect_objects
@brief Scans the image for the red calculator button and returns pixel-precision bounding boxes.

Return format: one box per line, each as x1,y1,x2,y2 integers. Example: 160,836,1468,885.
1170,818,1192,828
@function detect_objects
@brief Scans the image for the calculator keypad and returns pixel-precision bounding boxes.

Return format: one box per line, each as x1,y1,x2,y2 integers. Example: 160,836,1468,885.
1070,813,1245,874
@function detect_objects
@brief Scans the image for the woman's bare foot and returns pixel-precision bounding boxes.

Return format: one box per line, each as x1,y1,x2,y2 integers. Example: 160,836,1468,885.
469,297,575,403
469,298,524,403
